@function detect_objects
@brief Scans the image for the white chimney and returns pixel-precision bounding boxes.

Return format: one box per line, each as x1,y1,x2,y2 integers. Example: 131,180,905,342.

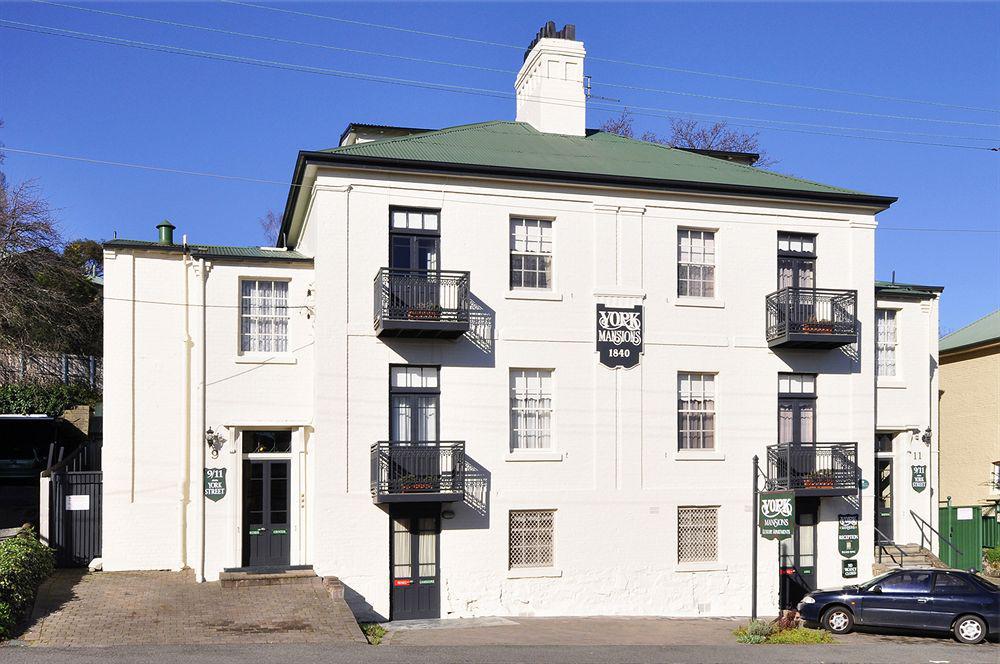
515,22,586,136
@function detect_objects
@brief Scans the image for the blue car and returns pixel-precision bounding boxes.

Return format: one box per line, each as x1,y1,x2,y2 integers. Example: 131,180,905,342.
797,568,999,644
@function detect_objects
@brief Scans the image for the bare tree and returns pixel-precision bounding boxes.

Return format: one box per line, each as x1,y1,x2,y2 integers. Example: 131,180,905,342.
259,208,282,246
601,110,777,168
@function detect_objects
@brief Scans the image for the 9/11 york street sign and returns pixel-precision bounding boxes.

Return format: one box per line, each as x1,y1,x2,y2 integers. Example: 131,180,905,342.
596,304,643,369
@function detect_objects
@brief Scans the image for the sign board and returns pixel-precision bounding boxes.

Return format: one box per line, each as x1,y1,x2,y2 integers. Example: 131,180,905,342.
911,465,927,493
204,468,227,502
838,514,859,558
393,578,412,587
957,507,974,521
859,478,869,490
842,559,858,579
759,491,795,541
65,495,90,511
596,304,643,369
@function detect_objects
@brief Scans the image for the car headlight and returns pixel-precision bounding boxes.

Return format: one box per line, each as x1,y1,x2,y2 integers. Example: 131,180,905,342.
800,596,816,604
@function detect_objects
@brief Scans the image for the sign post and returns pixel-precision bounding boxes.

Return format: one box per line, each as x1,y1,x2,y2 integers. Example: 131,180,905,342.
596,304,643,369
751,455,758,621
759,491,795,541
911,465,927,493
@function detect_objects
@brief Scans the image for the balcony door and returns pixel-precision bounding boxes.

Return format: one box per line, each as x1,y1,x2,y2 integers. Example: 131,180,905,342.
388,366,441,494
389,208,441,319
778,374,817,483
777,232,816,289
390,507,441,620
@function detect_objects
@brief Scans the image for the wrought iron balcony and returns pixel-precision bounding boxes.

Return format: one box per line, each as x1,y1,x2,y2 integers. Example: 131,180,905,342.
373,268,471,339
765,287,858,349
370,441,465,504
766,442,859,496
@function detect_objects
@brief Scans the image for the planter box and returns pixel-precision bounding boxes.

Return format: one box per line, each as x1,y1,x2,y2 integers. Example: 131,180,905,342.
408,309,441,320
802,322,835,334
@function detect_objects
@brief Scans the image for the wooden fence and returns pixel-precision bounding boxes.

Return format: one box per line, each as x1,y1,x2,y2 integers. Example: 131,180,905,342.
0,352,102,389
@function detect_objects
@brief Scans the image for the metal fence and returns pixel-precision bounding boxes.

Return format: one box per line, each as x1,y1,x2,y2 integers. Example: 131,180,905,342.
47,470,102,567
765,287,857,341
373,269,471,326
765,442,859,493
0,352,102,389
370,441,465,500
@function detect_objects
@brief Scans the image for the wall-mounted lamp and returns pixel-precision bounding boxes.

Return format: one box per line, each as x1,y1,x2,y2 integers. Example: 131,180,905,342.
921,427,932,445
441,510,456,520
205,427,226,459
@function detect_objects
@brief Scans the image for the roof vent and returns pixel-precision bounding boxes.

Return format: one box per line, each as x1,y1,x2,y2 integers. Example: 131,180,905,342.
156,220,176,245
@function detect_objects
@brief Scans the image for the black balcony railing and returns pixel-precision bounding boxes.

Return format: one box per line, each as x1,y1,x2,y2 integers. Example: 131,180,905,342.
370,441,465,503
766,442,859,496
765,287,858,348
373,268,471,339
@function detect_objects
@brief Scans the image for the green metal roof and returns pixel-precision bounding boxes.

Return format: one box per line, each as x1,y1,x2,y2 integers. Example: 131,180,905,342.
319,121,892,203
104,239,312,263
875,280,944,298
940,309,1000,354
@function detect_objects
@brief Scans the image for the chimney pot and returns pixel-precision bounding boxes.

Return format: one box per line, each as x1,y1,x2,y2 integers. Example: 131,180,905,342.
156,220,176,245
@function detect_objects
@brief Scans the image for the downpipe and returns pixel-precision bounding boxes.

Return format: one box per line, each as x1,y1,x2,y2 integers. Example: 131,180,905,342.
177,252,191,571
196,257,209,582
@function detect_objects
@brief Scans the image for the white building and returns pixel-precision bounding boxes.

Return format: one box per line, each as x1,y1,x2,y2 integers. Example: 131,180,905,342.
102,23,940,620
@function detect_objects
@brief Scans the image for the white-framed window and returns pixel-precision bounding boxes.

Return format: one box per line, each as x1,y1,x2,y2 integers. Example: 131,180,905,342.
991,463,1000,493
240,279,289,353
510,369,553,451
677,229,715,297
678,372,716,450
510,218,553,289
391,208,439,231
876,309,897,377
678,506,719,563
390,365,439,389
778,373,816,395
509,509,555,569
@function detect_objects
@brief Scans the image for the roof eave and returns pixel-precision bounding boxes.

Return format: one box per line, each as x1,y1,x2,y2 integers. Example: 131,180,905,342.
940,338,1000,357
292,151,898,211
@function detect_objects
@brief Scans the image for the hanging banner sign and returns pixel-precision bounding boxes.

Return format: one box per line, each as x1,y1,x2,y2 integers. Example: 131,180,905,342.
759,491,795,541
911,465,927,493
838,514,859,558
842,559,858,579
596,304,643,369
204,468,227,502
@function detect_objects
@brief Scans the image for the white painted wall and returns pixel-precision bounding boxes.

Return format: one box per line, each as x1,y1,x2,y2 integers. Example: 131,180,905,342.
515,37,587,137
875,292,941,550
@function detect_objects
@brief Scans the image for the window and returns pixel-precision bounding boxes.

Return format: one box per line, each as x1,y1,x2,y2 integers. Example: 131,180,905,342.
876,309,897,377
778,373,816,445
876,433,894,454
778,373,816,395
677,506,719,563
240,280,289,353
390,366,439,442
391,208,439,231
879,571,932,594
510,218,553,289
934,573,975,593
678,373,716,450
509,510,554,569
677,229,715,297
777,232,816,289
991,463,1000,492
242,431,292,454
510,369,553,451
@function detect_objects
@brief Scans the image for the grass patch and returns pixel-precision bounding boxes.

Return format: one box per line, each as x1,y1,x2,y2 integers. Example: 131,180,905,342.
359,622,387,646
734,619,833,645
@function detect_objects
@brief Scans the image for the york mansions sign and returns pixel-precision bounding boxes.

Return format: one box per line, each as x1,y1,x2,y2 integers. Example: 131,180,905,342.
759,491,794,541
596,304,643,369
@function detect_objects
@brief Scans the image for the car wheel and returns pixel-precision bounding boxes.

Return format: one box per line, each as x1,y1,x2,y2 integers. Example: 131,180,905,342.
953,615,987,644
822,606,854,635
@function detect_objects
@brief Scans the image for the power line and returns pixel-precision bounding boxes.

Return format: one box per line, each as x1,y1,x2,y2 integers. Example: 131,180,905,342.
5,146,999,237
222,0,1000,115
3,20,996,150
31,0,1000,130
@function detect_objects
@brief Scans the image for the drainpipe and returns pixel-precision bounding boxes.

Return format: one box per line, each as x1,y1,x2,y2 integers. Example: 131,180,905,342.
178,250,191,571
195,257,209,582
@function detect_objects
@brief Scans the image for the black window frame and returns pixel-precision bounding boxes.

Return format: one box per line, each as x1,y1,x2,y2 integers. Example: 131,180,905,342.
388,364,441,443
777,231,817,290
388,206,442,271
777,373,818,445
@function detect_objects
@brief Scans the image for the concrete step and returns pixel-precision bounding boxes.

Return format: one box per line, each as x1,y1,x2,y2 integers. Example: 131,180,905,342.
220,567,318,588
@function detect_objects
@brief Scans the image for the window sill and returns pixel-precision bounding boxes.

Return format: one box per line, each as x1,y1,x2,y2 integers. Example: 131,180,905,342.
877,378,906,389
234,354,297,365
506,290,563,302
674,297,725,309
506,451,564,462
676,562,727,573
671,450,726,461
507,567,562,579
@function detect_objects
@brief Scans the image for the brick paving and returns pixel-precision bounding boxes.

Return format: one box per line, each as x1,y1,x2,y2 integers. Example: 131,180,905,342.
19,569,366,647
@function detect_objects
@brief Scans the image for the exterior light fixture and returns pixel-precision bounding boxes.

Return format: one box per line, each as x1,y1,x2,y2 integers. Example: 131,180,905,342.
441,510,456,520
921,427,932,445
205,427,226,459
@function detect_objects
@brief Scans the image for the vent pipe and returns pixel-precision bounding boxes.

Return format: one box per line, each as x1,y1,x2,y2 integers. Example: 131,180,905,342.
157,220,176,245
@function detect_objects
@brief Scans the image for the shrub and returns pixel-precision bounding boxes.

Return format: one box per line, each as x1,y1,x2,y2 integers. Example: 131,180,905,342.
360,622,387,645
0,382,99,417
0,527,55,639
734,617,831,645
985,546,1000,565
766,627,834,644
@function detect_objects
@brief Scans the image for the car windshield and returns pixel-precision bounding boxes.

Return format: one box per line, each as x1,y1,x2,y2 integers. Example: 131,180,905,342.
860,570,897,589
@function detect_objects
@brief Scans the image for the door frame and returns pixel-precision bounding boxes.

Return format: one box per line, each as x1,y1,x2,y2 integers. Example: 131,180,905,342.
779,497,819,609
388,365,441,443
229,426,308,571
241,458,292,568
388,206,442,270
388,505,442,621
875,455,894,544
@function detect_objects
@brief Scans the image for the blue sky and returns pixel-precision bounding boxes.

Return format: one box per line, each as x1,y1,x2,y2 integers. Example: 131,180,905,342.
1,1,997,333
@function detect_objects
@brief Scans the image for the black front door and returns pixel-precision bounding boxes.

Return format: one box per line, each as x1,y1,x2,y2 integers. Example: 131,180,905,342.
242,459,291,568
779,498,818,609
876,458,894,543
390,508,440,620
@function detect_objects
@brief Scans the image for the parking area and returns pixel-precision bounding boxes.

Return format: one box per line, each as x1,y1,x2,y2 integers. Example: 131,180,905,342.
15,569,365,647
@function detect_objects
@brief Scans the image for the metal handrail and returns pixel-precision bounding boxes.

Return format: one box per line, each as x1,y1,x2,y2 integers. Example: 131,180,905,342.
373,268,471,328
911,509,963,558
873,526,908,567
370,441,466,498
765,441,859,492
764,286,858,341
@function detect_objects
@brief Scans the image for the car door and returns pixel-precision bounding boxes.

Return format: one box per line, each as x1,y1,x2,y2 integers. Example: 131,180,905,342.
860,570,934,628
929,572,986,630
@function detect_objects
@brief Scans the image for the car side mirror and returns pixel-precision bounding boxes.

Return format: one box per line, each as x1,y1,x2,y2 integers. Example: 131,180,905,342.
869,585,882,594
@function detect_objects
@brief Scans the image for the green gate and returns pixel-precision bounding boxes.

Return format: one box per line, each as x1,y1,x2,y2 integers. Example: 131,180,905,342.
984,506,1000,549
938,504,982,571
